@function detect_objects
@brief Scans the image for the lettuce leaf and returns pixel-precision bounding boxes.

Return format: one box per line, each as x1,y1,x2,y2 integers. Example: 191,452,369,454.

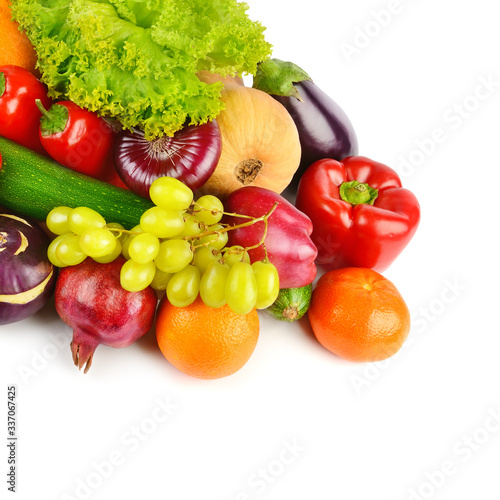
10,0,272,138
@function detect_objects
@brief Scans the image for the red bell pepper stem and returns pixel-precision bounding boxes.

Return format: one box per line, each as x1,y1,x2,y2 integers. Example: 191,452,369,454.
339,180,378,206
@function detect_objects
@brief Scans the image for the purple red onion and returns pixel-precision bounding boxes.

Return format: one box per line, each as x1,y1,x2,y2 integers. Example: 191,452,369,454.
114,120,222,199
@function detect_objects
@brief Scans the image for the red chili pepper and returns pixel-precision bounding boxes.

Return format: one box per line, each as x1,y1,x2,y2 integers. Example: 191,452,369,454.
0,65,51,155
295,156,420,272
36,100,115,180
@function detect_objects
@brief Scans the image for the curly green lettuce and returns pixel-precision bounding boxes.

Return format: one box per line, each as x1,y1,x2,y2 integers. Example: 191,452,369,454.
10,0,272,138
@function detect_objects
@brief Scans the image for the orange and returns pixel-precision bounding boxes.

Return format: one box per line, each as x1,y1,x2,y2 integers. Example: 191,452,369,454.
308,268,410,362
156,296,260,379
0,0,38,74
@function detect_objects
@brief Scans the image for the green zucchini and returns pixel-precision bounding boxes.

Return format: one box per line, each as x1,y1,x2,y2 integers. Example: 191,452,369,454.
266,283,313,322
0,136,154,229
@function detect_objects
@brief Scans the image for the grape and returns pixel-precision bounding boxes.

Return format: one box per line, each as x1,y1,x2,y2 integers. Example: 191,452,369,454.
166,265,200,307
128,232,160,264
121,225,144,260
93,239,122,264
155,239,193,273
120,260,156,292
176,214,204,238
79,227,117,258
68,207,106,235
193,245,221,274
225,261,257,315
46,206,73,235
150,268,172,291
55,234,87,266
140,206,185,238
222,246,250,267
47,233,74,267
193,195,224,224
195,224,228,250
149,177,194,211
200,261,230,309
252,261,280,309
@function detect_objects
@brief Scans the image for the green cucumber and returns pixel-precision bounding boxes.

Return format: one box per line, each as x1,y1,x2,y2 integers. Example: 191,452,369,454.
0,136,154,228
266,283,313,322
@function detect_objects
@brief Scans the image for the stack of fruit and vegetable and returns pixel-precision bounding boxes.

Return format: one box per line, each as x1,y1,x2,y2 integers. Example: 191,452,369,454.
0,0,421,379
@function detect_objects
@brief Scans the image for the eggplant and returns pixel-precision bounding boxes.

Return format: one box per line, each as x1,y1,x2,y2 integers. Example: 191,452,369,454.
0,211,56,325
253,58,358,187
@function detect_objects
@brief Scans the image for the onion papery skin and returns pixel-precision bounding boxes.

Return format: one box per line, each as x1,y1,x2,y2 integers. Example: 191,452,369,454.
0,212,56,325
114,120,222,199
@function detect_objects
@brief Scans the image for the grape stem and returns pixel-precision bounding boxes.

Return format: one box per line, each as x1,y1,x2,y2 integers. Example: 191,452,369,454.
189,201,278,249
191,203,254,221
106,227,140,238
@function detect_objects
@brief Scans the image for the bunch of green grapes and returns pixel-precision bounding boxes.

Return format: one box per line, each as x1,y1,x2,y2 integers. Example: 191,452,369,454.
46,177,279,315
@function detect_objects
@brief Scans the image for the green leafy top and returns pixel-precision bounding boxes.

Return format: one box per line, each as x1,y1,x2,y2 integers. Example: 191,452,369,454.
10,0,272,138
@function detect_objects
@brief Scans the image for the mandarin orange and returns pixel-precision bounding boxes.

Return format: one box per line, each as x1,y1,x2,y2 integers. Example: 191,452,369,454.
156,296,260,379
308,267,410,362
0,0,38,74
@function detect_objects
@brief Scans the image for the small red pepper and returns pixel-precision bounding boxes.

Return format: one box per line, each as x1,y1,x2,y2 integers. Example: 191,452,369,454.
295,156,420,272
36,100,115,180
0,65,51,155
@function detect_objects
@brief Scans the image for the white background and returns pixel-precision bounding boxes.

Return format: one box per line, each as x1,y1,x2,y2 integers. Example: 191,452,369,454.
1,0,500,499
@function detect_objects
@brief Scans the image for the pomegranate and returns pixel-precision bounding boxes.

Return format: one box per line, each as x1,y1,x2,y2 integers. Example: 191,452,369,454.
55,257,157,373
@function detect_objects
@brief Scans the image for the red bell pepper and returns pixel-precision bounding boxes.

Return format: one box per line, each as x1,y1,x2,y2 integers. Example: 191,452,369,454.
295,156,420,272
36,100,115,180
0,65,51,155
